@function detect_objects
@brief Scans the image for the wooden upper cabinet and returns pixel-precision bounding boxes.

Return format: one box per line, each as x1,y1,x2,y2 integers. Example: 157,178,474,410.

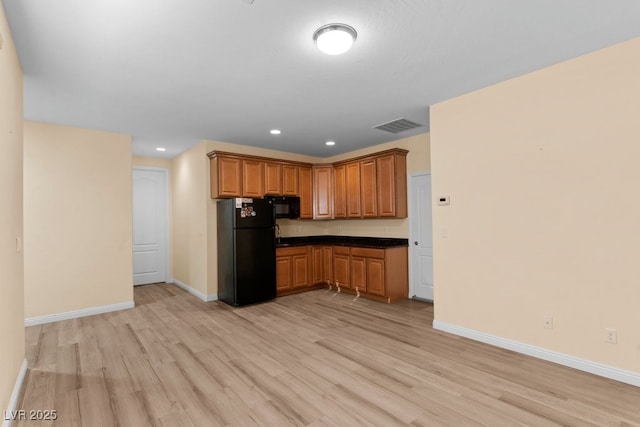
299,166,313,219
313,166,333,219
210,156,242,198
264,162,283,196
360,159,377,218
282,165,299,196
333,165,347,218
376,152,408,218
208,149,407,218
242,160,264,197
345,162,362,218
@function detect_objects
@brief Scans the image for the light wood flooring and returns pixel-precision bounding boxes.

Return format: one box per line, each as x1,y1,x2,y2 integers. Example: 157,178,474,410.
16,283,640,426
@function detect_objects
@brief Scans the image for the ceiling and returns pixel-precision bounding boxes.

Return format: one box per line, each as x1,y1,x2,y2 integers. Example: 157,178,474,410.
4,1,640,158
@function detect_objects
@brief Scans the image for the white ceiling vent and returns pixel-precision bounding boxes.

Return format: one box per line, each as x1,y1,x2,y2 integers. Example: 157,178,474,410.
374,118,423,134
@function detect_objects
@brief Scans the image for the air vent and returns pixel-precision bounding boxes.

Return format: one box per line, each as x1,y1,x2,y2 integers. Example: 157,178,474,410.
374,118,423,134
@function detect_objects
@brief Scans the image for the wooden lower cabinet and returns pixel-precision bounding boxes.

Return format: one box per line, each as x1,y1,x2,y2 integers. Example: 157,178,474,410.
311,246,323,285
336,245,407,302
350,255,366,293
332,246,351,289
276,246,319,296
366,257,385,296
279,244,407,302
322,246,333,285
311,245,333,286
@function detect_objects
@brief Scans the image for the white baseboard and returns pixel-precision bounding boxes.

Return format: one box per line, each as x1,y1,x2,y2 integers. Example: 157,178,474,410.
2,358,27,427
24,301,135,327
171,278,218,302
432,320,640,387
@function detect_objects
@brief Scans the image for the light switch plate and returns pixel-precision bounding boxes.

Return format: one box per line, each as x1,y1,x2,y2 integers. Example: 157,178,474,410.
0,31,4,50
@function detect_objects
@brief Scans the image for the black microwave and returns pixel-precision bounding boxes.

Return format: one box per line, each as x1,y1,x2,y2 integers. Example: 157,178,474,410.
266,196,300,219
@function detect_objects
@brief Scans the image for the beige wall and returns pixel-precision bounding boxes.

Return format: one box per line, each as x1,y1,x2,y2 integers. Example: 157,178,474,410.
133,156,172,169
171,141,209,296
24,122,133,318
0,4,25,413
430,38,640,372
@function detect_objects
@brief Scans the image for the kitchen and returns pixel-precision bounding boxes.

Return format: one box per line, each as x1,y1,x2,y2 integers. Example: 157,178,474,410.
210,147,414,307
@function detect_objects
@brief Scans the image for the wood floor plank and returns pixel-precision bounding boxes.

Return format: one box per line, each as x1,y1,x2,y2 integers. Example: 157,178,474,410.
14,284,640,426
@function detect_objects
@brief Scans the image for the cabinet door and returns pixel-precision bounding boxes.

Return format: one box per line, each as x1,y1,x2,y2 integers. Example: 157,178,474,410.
242,160,264,197
333,165,347,218
333,249,350,289
313,166,333,219
350,255,367,293
345,162,361,218
299,166,313,219
360,159,377,217
311,246,323,285
292,253,310,288
366,258,385,296
276,256,292,292
264,162,282,196
376,153,408,218
212,157,242,198
322,246,333,285
282,165,299,196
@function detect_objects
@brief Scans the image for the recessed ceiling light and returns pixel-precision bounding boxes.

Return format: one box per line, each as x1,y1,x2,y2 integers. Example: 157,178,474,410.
313,23,357,55
270,129,282,135
156,147,166,152
325,141,336,146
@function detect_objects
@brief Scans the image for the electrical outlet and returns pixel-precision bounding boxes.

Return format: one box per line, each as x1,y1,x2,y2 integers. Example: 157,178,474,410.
605,328,617,344
543,315,554,329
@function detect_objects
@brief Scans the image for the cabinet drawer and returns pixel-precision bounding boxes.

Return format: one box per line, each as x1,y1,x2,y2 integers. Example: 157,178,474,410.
332,246,350,256
276,246,308,257
350,247,384,259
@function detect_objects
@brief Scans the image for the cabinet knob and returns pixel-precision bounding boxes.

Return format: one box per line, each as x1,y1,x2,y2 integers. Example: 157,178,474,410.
414,241,419,245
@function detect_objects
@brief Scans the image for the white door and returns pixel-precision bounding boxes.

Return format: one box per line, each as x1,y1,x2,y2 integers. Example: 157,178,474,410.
133,168,169,285
409,172,433,301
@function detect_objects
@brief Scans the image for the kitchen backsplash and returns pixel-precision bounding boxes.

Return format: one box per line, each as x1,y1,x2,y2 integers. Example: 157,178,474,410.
276,218,408,238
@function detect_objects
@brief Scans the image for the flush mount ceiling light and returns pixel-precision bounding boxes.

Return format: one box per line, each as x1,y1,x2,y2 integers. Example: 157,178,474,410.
313,23,357,55
155,147,166,152
270,129,282,135
325,141,336,146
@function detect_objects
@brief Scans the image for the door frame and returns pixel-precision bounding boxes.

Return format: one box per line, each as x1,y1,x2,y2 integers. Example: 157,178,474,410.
132,166,171,285
407,171,432,300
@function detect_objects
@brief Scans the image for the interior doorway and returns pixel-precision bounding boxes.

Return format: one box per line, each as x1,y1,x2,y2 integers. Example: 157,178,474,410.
132,167,169,285
408,172,433,301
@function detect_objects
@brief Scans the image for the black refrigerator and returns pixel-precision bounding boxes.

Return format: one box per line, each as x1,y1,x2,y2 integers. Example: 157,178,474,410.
217,198,277,306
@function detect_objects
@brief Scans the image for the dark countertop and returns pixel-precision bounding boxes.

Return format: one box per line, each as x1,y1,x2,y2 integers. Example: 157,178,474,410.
276,235,408,249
